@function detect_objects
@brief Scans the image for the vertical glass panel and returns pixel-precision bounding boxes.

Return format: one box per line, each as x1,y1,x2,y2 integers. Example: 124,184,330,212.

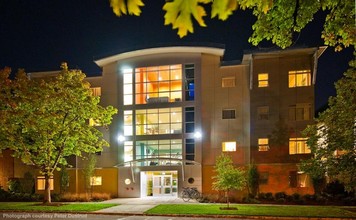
147,71,158,82
124,110,133,136
159,70,170,81
124,141,133,162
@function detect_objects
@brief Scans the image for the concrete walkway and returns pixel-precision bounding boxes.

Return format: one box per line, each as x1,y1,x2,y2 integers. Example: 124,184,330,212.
96,196,197,214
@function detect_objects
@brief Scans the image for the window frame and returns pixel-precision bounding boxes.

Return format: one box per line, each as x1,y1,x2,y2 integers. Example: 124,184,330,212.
288,70,311,88
222,141,237,152
258,73,269,88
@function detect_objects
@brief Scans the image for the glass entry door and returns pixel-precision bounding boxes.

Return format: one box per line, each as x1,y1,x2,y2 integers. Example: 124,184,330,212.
153,175,172,196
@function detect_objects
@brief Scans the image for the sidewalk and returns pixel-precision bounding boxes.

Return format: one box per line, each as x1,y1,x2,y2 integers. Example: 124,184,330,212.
96,196,197,214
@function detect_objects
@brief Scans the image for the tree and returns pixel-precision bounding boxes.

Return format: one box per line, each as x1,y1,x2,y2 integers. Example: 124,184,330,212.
0,64,117,203
301,55,356,192
247,162,259,198
212,153,246,208
83,153,97,197
109,0,355,50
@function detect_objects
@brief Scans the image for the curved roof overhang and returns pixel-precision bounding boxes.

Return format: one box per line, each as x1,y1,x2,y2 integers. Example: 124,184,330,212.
94,46,225,67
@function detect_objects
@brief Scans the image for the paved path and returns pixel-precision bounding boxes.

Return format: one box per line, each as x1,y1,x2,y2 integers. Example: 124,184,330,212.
96,197,197,214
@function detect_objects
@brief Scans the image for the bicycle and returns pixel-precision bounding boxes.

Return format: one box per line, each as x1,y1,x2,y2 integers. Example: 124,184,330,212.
181,187,201,202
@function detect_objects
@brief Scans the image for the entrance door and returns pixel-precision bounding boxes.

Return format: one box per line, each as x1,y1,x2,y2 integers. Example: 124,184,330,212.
153,175,172,196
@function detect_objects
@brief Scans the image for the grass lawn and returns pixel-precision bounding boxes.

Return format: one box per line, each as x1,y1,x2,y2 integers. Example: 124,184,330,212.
0,202,117,212
146,204,356,218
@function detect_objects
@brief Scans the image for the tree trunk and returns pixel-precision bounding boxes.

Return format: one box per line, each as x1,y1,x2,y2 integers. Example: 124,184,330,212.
225,190,230,208
43,174,51,204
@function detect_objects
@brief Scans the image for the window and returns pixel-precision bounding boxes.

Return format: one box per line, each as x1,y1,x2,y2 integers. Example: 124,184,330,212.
289,103,311,121
222,109,236,119
124,110,133,136
185,107,195,133
258,73,269,87
90,87,101,96
123,68,133,105
289,171,311,188
185,138,195,161
37,176,54,190
258,138,269,151
222,77,235,88
259,172,269,184
257,106,269,120
90,176,102,186
185,64,195,101
135,139,182,161
135,64,182,104
124,141,133,163
136,107,182,135
288,70,311,88
222,142,236,152
289,138,311,154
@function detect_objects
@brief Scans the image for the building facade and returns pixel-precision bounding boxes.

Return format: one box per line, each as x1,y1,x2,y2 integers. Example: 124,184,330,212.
1,44,326,198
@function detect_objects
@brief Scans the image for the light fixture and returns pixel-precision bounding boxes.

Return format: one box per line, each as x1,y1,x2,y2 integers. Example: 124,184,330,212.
117,135,125,142
194,131,202,139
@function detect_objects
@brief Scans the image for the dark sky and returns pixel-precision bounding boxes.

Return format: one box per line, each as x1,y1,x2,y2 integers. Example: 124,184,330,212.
0,0,354,111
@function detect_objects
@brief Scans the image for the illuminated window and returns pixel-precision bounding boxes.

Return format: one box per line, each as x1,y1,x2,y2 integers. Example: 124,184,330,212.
124,141,133,163
258,138,269,151
289,171,311,188
258,73,269,87
135,139,182,162
135,108,182,135
124,110,133,136
257,106,269,120
222,142,236,152
90,176,102,186
222,109,236,119
123,68,133,105
289,138,311,154
135,64,182,104
37,176,54,190
185,138,195,161
222,77,235,88
90,87,101,96
288,70,311,88
289,103,311,121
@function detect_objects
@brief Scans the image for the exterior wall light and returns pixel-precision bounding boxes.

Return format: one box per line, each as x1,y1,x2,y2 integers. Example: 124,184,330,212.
194,131,202,139
117,135,125,142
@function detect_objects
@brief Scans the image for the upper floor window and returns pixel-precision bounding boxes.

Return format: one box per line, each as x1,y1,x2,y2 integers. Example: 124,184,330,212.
90,87,101,96
288,70,311,88
222,109,236,119
257,106,269,120
258,138,269,151
124,110,133,136
136,107,182,135
289,138,311,154
289,103,311,121
185,107,195,133
222,77,236,88
258,73,269,87
135,65,182,104
123,68,133,105
185,64,195,101
222,141,236,152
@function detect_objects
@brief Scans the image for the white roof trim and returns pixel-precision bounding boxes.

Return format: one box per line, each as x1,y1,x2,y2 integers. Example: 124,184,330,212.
94,46,225,67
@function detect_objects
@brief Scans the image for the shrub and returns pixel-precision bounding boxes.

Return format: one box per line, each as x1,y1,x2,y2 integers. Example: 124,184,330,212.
302,194,315,201
257,192,266,200
91,192,111,201
242,196,261,204
275,192,286,200
276,198,286,203
7,179,22,193
265,192,274,201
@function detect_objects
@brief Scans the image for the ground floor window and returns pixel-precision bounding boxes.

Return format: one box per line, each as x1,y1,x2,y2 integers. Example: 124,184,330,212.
90,176,102,186
36,176,54,190
289,137,311,154
289,171,311,188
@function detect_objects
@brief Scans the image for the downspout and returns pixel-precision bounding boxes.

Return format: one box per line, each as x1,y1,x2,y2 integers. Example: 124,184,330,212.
249,55,254,90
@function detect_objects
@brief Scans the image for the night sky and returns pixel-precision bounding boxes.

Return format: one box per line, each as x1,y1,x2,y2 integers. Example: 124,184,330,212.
0,0,354,111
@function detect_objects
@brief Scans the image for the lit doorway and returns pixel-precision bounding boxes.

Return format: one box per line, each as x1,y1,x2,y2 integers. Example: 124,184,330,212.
141,171,177,197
